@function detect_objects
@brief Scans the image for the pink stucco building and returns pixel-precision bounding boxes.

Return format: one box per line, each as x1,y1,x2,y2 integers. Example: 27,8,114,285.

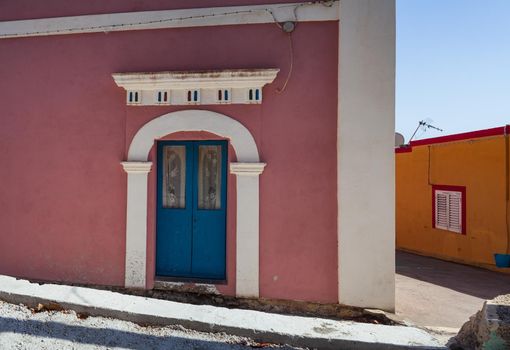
0,0,395,310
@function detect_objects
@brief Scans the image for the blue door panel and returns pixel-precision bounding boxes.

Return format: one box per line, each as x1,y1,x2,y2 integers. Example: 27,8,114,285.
191,213,227,279
191,141,227,279
156,141,194,277
156,140,227,280
156,212,192,276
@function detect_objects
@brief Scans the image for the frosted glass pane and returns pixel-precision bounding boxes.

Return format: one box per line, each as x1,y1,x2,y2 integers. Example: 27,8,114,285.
198,145,222,210
162,146,186,209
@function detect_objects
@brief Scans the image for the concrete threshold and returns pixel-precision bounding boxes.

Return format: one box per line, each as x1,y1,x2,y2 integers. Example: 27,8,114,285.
0,275,446,350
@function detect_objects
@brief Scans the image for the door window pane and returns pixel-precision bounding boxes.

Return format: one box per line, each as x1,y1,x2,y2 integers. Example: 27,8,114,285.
162,146,186,208
198,145,222,209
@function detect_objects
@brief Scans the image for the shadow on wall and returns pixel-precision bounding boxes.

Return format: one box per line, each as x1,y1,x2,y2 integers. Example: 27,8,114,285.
396,251,510,300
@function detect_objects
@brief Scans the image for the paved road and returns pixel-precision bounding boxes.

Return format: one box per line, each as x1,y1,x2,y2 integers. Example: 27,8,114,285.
396,250,510,329
0,301,299,350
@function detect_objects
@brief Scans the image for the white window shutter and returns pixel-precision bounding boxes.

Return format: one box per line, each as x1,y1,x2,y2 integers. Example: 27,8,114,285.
448,192,462,233
434,189,463,234
435,191,449,230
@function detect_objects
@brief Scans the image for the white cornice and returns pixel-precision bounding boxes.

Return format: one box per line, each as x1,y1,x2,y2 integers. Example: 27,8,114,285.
121,161,152,174
230,162,267,176
0,1,340,39
113,69,279,105
112,69,280,90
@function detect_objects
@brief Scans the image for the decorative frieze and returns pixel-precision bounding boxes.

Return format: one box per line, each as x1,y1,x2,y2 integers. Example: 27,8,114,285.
112,69,279,106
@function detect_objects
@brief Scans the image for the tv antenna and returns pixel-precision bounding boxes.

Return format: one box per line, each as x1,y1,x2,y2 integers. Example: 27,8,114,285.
409,119,443,143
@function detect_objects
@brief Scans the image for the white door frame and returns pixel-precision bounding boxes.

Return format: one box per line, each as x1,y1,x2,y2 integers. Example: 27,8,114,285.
121,110,265,298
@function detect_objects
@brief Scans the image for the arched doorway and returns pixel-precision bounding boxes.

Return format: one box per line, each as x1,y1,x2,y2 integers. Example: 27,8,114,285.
122,110,265,297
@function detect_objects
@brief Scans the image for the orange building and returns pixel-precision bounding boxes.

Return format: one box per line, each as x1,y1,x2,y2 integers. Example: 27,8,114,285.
396,126,510,271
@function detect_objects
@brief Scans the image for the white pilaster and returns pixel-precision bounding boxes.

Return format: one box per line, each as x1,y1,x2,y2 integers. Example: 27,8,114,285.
230,162,266,298
337,0,396,311
121,161,152,288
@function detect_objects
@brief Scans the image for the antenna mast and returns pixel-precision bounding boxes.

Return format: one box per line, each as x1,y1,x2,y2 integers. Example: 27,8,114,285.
409,120,443,143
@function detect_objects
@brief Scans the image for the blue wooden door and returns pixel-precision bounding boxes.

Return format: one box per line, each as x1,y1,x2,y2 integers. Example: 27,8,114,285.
156,140,227,280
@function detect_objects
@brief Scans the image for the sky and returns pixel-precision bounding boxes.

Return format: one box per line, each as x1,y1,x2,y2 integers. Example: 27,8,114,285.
396,0,510,142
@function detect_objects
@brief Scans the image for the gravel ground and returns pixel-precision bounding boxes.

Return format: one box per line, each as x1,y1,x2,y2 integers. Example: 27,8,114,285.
0,301,303,350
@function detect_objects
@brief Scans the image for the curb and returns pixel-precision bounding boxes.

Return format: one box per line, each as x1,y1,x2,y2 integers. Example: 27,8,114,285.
0,275,446,350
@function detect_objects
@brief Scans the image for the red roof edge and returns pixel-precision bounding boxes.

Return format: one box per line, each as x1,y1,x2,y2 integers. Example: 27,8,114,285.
409,125,510,147
395,146,413,153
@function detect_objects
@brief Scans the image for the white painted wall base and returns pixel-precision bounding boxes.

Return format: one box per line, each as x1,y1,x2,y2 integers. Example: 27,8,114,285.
337,0,396,311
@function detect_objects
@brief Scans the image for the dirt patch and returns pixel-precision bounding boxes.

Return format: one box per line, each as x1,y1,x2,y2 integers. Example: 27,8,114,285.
110,288,397,325
97,287,394,325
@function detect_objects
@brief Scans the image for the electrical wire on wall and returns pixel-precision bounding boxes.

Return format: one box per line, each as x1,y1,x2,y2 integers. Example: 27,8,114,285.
267,1,337,93
276,29,294,94
1,1,339,94
265,5,299,94
1,1,339,96
0,1,340,39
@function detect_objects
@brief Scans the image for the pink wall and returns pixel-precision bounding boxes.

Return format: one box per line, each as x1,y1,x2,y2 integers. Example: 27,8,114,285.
0,15,338,303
